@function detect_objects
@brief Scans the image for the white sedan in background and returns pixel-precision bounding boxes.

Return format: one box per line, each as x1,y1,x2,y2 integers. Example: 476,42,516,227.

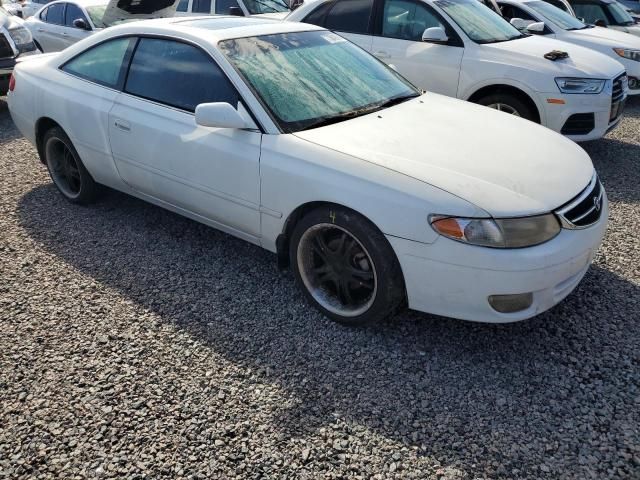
24,0,178,52
8,17,607,325
288,0,628,141
499,0,640,93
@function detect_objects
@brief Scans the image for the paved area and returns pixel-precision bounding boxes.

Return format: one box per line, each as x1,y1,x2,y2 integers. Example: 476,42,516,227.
1,95,639,479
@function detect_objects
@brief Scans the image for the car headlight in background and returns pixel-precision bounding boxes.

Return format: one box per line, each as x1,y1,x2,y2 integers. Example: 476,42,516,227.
555,78,606,94
430,214,561,248
613,48,640,62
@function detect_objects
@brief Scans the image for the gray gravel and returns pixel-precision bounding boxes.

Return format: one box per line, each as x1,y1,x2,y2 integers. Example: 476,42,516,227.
1,94,639,480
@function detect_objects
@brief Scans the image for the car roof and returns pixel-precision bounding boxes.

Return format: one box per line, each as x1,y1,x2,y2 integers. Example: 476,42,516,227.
106,15,324,41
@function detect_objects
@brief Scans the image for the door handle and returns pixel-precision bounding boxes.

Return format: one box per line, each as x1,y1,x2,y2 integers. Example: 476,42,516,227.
114,119,131,132
374,50,391,59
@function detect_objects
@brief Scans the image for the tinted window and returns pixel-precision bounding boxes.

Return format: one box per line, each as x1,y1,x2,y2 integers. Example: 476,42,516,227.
62,37,134,88
177,0,189,11
325,0,372,33
382,0,445,40
546,0,569,11
499,3,536,21
125,38,239,112
45,2,65,24
571,2,608,23
303,1,333,24
192,0,212,12
215,0,241,14
65,3,87,27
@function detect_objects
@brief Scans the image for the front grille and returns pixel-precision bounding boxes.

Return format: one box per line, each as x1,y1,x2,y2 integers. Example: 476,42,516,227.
555,174,604,229
612,74,627,103
610,73,628,122
0,33,14,59
561,113,594,135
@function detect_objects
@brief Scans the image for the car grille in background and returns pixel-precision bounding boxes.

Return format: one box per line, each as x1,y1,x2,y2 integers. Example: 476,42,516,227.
555,175,604,229
0,34,14,59
610,73,627,122
560,113,594,136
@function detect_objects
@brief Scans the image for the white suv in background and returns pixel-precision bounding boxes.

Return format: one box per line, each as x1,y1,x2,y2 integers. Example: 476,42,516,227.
288,0,628,141
498,0,640,93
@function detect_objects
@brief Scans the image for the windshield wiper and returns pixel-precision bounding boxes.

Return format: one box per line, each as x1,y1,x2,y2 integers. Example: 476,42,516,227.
299,94,419,131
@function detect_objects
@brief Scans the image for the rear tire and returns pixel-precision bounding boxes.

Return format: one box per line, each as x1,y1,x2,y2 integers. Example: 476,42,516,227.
475,93,537,122
43,127,101,204
289,206,405,326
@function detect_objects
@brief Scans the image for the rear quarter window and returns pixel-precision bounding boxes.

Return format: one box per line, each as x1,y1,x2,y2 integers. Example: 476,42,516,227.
61,37,135,89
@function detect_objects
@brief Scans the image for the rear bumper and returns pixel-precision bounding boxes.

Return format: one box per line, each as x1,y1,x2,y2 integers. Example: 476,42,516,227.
387,196,608,323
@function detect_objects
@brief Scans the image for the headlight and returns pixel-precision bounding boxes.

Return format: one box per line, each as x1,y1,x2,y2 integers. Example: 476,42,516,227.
555,77,606,94
613,48,640,62
8,26,33,46
430,214,561,248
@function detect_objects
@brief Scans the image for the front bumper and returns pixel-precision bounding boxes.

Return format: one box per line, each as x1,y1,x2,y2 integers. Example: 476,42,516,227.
540,90,625,142
387,195,608,323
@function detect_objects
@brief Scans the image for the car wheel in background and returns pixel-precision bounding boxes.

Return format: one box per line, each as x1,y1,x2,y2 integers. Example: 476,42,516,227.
290,206,405,326
43,127,101,204
476,93,537,122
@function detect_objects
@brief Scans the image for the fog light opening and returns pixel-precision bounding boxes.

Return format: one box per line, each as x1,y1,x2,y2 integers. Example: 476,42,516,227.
488,293,533,314
628,77,639,91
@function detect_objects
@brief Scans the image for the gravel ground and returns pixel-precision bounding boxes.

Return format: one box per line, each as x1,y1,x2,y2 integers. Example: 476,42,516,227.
0,95,639,480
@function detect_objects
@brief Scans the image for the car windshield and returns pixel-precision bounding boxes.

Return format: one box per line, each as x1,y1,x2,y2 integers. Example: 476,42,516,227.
607,1,635,24
527,1,588,29
219,30,419,133
242,0,290,14
85,4,142,28
434,0,526,43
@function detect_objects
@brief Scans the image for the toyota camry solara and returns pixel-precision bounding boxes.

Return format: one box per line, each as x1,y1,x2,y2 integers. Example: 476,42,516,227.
7,17,608,326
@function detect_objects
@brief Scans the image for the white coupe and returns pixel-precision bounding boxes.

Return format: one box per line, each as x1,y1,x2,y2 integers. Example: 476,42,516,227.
8,17,608,325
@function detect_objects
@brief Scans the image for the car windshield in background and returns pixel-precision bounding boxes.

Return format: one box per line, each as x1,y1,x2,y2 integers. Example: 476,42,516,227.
527,1,588,29
435,0,525,43
219,31,419,133
243,0,290,14
608,1,635,25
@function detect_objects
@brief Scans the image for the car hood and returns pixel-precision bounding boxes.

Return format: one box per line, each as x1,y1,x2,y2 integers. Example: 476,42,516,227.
614,24,640,37
483,35,624,78
294,94,594,217
571,25,640,46
102,0,178,26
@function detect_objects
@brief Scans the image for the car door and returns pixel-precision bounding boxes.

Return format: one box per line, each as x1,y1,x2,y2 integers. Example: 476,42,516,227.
61,2,92,47
35,2,67,51
108,37,261,238
370,0,464,96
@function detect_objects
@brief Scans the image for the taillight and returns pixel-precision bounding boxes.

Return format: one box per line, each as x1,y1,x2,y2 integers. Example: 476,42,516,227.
8,74,15,92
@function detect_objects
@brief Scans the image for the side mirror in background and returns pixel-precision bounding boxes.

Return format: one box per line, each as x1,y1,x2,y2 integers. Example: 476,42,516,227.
594,19,607,27
228,6,244,16
526,21,545,33
421,27,448,44
195,103,251,129
509,17,528,30
73,18,90,30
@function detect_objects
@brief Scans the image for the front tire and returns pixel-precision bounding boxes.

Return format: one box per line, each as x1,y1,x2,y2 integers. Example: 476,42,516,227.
290,206,405,326
475,93,537,122
43,126,101,204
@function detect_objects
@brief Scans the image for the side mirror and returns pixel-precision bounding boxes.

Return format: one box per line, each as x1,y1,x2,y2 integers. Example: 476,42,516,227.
526,21,545,32
73,18,89,30
228,6,244,16
509,17,528,30
594,19,607,27
195,103,250,129
421,27,448,44
290,0,304,10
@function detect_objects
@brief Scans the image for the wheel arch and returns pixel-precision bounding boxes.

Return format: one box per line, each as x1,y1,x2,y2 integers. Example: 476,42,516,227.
35,117,63,164
467,84,542,124
276,201,385,270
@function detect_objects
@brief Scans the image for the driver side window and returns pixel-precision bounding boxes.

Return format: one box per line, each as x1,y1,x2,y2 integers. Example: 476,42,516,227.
381,0,445,41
